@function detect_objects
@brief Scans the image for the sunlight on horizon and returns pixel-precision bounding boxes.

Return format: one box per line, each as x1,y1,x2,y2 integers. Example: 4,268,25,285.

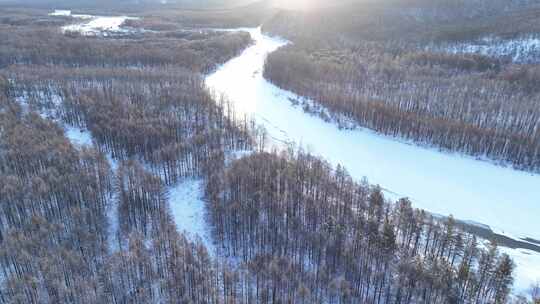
271,0,359,11
273,0,319,10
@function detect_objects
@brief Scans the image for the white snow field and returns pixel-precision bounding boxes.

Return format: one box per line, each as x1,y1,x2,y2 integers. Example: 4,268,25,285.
63,16,135,35
50,10,137,35
15,91,93,148
65,125,93,147
49,10,72,17
205,27,540,291
168,179,215,254
499,246,540,292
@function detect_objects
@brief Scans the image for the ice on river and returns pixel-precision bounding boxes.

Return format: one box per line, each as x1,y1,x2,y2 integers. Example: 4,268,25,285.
205,27,540,291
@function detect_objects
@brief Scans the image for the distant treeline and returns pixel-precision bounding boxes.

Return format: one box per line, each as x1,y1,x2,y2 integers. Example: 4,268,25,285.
263,0,540,44
0,23,250,73
262,1,540,172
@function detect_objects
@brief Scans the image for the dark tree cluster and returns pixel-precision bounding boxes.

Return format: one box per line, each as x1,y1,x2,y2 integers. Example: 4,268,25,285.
264,44,540,171
263,0,540,45
125,1,275,31
0,98,249,303
0,14,251,73
0,96,113,303
6,65,255,186
262,1,540,172
0,13,260,301
1,7,257,184
206,150,515,303
0,67,259,304
59,76,252,185
117,160,169,238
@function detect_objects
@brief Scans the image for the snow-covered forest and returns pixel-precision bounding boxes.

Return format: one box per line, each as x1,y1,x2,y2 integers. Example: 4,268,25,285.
263,3,540,172
0,0,539,303
0,80,517,303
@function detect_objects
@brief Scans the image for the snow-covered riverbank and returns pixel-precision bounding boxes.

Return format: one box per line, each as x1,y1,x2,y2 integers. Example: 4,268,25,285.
205,27,540,292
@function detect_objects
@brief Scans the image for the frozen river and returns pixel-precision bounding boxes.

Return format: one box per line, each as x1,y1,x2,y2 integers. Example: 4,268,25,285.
48,12,539,290
206,27,540,291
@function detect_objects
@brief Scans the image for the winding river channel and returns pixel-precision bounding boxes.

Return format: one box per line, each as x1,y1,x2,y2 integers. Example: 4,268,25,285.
206,28,540,290
48,13,539,291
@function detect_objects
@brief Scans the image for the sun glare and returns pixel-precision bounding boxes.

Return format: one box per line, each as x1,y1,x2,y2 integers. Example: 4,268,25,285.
273,0,317,10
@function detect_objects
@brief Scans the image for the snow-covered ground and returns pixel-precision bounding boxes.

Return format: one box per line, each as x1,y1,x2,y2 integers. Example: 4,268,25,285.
56,106,213,253
168,179,215,254
34,17,540,291
63,16,136,35
14,90,92,148
14,91,123,250
49,10,137,36
17,85,218,255
429,35,540,63
49,10,72,17
64,125,93,147
205,27,540,292
64,124,123,251
500,247,540,292
64,124,122,251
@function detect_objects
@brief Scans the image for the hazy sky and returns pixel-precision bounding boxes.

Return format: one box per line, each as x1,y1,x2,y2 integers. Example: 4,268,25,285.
272,0,357,10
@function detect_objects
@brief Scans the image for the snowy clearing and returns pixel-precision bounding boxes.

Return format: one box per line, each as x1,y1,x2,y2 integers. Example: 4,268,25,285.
205,27,540,291
168,179,215,254
63,16,136,35
49,10,137,36
16,87,216,253
500,246,540,292
64,127,121,252
64,125,93,147
49,10,72,17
